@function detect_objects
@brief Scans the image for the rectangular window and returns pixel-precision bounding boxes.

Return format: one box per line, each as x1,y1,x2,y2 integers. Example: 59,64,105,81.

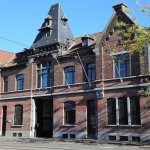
37,61,52,88
118,97,128,125
87,63,95,81
130,97,141,125
115,53,130,78
64,101,75,125
14,105,23,125
107,97,141,126
64,66,75,84
16,74,24,90
107,99,116,125
4,77,8,92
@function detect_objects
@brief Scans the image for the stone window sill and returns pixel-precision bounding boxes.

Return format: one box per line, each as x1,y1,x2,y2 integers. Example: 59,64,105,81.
11,125,23,127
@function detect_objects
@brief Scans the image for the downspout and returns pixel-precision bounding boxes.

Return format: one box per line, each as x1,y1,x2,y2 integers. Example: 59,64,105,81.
28,58,34,138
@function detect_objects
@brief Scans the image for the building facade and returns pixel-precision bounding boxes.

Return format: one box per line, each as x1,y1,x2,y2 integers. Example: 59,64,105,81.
0,3,150,142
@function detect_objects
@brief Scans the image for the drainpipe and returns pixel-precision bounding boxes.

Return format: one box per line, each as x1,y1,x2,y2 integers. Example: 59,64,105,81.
28,58,35,138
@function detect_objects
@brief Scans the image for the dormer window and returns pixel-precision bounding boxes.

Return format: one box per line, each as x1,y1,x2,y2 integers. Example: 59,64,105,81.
81,33,94,47
61,16,68,26
45,15,53,27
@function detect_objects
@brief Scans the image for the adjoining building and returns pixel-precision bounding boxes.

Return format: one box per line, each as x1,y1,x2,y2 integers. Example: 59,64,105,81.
0,3,150,142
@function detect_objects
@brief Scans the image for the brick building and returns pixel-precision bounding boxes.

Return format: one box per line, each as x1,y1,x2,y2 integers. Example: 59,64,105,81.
0,3,150,142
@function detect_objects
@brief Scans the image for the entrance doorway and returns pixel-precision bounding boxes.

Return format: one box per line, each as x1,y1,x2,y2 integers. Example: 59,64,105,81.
2,106,7,136
87,100,97,139
35,99,53,138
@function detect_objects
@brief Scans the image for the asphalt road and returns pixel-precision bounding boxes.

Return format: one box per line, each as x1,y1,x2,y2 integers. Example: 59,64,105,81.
0,138,149,150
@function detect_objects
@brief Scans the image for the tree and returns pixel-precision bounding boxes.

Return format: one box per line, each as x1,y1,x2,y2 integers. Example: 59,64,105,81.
114,2,150,97
136,0,150,16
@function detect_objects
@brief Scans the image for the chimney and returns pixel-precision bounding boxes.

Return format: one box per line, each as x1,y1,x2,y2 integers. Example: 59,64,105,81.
113,3,127,12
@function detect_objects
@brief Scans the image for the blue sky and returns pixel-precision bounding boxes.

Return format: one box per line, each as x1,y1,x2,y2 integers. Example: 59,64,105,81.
0,0,149,53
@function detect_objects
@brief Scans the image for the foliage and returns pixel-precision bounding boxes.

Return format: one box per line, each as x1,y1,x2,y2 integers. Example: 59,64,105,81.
115,21,150,54
115,2,150,97
138,86,150,97
136,0,150,16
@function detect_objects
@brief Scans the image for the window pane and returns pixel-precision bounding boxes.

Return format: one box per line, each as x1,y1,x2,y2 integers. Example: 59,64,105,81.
14,105,23,125
64,101,75,125
4,77,8,92
118,97,128,125
64,66,75,84
115,61,119,78
16,74,24,90
87,63,95,81
37,61,52,88
130,97,141,125
107,99,116,125
115,54,130,78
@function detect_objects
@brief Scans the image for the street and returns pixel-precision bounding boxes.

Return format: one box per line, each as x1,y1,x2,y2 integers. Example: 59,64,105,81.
0,138,149,150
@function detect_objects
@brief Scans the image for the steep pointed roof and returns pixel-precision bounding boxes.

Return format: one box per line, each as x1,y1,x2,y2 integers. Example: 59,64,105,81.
30,3,74,49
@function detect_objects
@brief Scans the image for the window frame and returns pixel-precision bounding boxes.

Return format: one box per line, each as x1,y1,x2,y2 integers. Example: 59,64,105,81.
107,97,141,126
87,63,95,82
37,61,52,88
113,52,130,78
64,66,75,85
64,101,76,125
16,74,24,91
14,104,23,125
4,76,8,92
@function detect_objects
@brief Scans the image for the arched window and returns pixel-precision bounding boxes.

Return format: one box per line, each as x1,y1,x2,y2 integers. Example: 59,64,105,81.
64,66,75,84
14,105,23,125
87,63,95,81
16,74,24,90
64,101,75,125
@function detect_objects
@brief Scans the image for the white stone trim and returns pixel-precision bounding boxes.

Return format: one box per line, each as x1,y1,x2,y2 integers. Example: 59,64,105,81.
5,131,31,138
98,132,150,142
127,97,131,125
53,132,87,139
116,98,119,125
0,82,150,100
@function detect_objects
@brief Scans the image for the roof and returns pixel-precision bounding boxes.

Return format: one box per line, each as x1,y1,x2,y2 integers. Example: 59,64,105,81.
0,50,15,66
30,3,74,49
69,32,102,52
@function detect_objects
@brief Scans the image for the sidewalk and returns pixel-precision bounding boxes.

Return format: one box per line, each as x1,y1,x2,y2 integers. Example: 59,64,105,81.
0,136,150,147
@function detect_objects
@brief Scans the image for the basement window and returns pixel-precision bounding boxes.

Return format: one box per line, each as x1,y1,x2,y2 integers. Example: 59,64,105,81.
109,135,116,141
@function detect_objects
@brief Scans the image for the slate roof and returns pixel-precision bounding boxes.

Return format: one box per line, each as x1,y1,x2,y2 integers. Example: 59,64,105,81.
30,3,74,49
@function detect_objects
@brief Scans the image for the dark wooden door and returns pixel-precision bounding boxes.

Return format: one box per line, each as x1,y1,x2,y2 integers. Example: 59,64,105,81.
2,106,7,136
35,99,53,138
87,100,97,139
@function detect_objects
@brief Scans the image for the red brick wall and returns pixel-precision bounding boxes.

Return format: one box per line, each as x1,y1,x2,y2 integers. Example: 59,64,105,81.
0,98,31,132
53,92,96,133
